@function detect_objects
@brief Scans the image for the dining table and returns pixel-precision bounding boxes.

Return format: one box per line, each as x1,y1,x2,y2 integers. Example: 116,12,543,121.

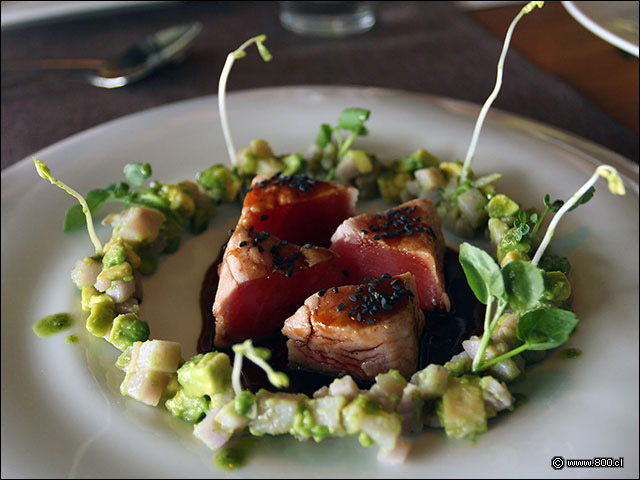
1,1,638,172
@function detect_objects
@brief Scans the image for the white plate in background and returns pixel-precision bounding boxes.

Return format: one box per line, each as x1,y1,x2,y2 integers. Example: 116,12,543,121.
562,1,639,57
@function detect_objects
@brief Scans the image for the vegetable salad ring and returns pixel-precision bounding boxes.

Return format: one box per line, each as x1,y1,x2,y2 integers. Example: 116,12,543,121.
32,1,628,471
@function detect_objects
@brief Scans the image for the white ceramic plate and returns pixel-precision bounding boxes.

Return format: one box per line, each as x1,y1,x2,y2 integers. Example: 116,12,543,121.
562,1,640,57
1,87,638,478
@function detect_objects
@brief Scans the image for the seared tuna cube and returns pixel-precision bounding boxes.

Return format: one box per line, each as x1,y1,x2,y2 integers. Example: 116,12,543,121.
213,226,345,347
240,173,358,247
331,199,450,311
282,273,425,381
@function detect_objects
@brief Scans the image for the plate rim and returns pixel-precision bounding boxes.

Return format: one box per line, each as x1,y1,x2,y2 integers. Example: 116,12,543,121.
3,85,638,193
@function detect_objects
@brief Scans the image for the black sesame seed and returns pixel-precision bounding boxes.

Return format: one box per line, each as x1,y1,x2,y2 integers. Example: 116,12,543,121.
382,273,391,279
361,230,369,235
337,303,345,311
348,295,358,302
369,225,380,232
364,277,372,283
227,229,234,237
342,269,350,277
260,215,268,221
258,245,264,253
249,225,255,232
303,243,312,249
373,214,382,219
318,289,327,297
286,265,295,278
356,286,364,293
365,318,376,325
373,235,381,241
356,313,362,322
239,241,247,247
280,240,288,246
333,287,339,293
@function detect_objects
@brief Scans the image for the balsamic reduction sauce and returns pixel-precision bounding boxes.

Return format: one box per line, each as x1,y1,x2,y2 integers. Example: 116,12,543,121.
198,246,482,395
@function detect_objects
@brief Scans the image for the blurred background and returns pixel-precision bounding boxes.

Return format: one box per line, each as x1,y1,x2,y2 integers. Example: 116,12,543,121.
1,1,638,170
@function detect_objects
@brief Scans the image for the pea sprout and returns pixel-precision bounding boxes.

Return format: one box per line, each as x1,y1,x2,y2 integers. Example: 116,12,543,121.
460,1,544,184
531,165,626,266
231,339,289,396
33,158,103,255
218,35,272,167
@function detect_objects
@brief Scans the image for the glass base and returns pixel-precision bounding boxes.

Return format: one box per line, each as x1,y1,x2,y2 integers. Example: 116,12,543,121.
280,2,375,37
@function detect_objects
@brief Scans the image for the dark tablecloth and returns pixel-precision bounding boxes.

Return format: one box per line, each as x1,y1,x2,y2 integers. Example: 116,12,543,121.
2,1,638,171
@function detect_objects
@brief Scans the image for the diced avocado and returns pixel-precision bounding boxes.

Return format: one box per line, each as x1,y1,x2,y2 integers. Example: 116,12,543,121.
249,390,308,436
86,294,116,337
189,207,210,235
102,242,126,268
249,138,274,159
499,250,529,268
236,148,258,175
96,262,133,283
342,395,402,451
115,346,132,370
282,154,306,175
411,364,448,399
177,352,232,399
358,432,375,447
234,390,256,417
436,376,487,440
106,313,150,351
81,285,100,311
291,403,316,440
256,158,284,176
196,164,242,203
541,271,572,304
346,150,374,174
400,148,439,172
497,228,531,263
487,194,520,219
439,161,464,180
159,184,196,219
377,171,411,203
444,357,471,377
165,388,209,424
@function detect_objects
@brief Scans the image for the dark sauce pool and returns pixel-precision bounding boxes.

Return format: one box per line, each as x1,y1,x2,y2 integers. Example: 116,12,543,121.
198,246,483,395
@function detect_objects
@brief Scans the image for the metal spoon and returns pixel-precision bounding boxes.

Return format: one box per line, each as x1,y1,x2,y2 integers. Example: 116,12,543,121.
10,22,203,88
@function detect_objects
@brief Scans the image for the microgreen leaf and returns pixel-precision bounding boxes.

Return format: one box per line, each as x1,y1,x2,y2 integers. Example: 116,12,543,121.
232,340,289,392
123,162,152,187
315,123,333,148
337,108,370,132
516,308,578,350
460,1,544,183
539,255,571,275
532,165,625,266
502,259,545,312
219,35,272,167
34,159,103,255
459,242,505,304
64,188,112,232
